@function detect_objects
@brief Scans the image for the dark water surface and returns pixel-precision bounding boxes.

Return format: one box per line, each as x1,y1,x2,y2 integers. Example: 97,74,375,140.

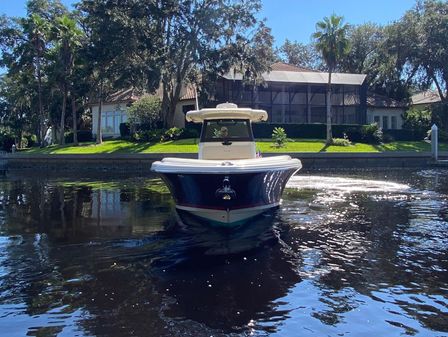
0,169,447,337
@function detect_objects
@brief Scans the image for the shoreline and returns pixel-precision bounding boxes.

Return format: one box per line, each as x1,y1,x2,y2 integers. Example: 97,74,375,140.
1,152,447,172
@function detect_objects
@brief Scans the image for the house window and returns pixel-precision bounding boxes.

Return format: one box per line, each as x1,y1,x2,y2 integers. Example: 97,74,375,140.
382,116,389,129
101,111,127,135
391,116,397,129
373,116,380,125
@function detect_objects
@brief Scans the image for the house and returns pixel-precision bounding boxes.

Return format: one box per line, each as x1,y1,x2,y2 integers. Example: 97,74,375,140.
90,87,196,138
211,62,368,125
90,63,408,137
366,92,407,129
411,90,442,110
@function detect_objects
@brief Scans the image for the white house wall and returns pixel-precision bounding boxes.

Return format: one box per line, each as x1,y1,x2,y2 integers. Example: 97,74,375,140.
367,108,405,129
91,101,194,138
91,103,129,137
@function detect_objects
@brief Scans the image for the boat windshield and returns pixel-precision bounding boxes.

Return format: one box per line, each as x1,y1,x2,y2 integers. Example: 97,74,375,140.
201,119,253,142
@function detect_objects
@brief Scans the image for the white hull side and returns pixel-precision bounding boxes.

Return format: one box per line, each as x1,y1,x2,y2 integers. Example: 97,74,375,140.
175,203,280,226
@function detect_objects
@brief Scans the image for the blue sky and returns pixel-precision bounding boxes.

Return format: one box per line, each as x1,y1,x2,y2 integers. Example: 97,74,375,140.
1,0,416,46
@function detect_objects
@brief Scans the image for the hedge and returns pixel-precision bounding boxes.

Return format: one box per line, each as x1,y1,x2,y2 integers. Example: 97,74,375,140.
252,123,364,139
64,130,93,143
0,133,15,152
382,129,426,141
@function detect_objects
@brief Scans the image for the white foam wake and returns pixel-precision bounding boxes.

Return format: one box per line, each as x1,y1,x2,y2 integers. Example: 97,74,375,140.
286,175,410,193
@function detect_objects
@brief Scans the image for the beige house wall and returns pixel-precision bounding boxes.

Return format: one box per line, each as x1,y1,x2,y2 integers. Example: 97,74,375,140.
367,107,405,129
173,99,197,128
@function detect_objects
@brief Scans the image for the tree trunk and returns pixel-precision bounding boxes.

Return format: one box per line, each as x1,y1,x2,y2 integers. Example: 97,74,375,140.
326,70,333,145
60,85,67,145
96,79,103,144
36,48,44,147
72,96,78,145
167,102,177,127
18,129,23,149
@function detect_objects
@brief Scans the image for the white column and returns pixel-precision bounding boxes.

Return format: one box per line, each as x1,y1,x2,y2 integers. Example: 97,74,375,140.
431,124,438,161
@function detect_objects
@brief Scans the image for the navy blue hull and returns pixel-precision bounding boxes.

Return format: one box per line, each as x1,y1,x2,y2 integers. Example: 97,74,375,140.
158,168,297,211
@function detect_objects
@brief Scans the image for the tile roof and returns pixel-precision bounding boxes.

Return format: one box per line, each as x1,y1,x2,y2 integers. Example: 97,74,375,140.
270,62,317,73
411,90,441,105
367,92,406,108
89,88,140,105
105,88,140,103
179,85,197,101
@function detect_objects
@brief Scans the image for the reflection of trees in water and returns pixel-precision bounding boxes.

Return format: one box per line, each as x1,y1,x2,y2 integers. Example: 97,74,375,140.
0,178,172,240
0,177,175,335
0,178,304,336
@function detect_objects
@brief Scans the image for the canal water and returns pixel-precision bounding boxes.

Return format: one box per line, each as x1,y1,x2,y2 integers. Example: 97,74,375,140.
0,169,447,337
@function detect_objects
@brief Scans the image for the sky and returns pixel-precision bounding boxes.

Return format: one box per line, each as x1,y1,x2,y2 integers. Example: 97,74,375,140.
0,0,416,46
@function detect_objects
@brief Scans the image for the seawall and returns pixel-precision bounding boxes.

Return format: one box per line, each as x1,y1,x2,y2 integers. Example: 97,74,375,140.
1,152,447,173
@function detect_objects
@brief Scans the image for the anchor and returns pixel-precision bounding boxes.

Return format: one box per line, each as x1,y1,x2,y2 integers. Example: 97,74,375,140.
215,176,236,201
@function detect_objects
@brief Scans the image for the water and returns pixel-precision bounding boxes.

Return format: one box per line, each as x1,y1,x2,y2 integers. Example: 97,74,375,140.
0,169,447,337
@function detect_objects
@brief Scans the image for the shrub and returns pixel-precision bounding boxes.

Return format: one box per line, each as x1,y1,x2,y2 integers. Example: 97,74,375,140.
161,127,183,142
331,138,351,146
361,123,383,144
24,134,37,147
271,127,290,148
402,107,431,138
127,95,162,130
132,129,165,142
20,137,28,148
331,133,351,146
119,122,131,138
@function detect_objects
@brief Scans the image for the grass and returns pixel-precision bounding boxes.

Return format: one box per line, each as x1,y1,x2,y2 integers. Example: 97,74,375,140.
22,138,199,154
20,138,448,155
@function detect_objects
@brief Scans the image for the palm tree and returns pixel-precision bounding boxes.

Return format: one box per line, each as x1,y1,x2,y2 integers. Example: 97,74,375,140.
28,14,49,146
53,15,82,145
312,14,350,144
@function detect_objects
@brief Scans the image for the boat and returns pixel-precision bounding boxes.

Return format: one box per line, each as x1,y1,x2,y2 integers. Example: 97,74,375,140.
151,103,302,226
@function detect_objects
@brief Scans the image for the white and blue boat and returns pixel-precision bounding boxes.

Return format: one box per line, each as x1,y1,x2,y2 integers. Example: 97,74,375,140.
151,103,302,226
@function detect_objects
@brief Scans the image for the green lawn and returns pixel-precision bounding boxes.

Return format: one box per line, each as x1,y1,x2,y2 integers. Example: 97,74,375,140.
22,138,200,154
20,138,448,155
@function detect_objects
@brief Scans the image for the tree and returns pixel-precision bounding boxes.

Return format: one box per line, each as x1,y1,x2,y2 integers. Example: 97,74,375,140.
127,95,162,130
277,39,322,70
0,74,34,148
410,0,448,102
155,0,270,127
51,15,83,145
312,14,350,144
25,14,50,145
339,23,382,75
77,0,155,144
0,0,71,146
224,22,275,102
78,0,270,128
